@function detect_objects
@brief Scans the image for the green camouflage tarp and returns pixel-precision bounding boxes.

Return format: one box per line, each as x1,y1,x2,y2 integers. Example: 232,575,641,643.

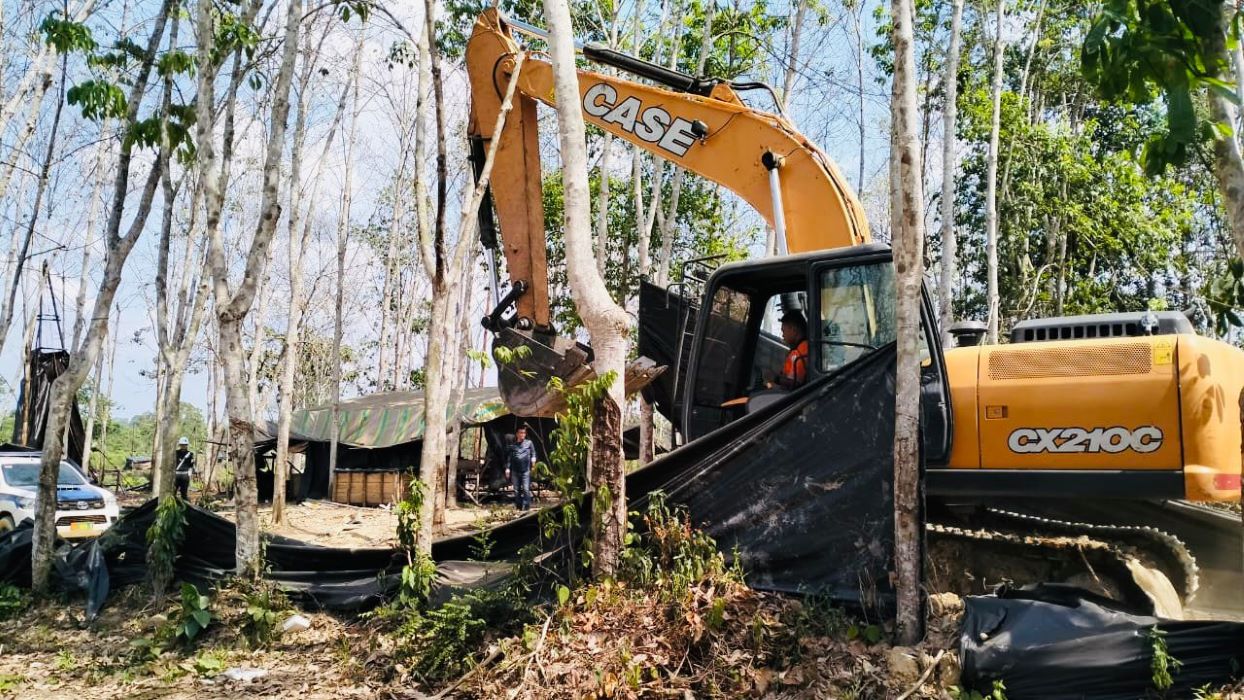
288,387,510,448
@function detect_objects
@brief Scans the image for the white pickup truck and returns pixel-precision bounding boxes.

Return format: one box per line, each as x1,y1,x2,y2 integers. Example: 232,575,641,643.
0,451,120,539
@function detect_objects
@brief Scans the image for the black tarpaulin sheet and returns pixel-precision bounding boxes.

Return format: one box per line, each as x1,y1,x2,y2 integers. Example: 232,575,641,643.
961,585,1244,699
4,343,905,621
436,342,906,615
12,349,86,466
0,500,527,617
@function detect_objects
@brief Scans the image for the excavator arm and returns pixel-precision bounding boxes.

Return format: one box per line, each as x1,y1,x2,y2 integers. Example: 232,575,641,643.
466,8,869,414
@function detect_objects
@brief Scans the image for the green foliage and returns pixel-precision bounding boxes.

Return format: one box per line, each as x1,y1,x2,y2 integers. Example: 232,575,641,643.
1082,0,1235,173
394,585,533,683
678,0,786,79
845,621,884,645
241,584,290,649
1150,625,1183,691
67,80,127,121
0,583,28,621
173,584,213,646
1206,258,1244,334
146,495,187,598
618,491,731,600
950,680,1008,700
40,13,97,53
212,10,260,61
156,49,194,78
0,674,23,692
395,478,436,608
537,372,616,580
952,86,1195,326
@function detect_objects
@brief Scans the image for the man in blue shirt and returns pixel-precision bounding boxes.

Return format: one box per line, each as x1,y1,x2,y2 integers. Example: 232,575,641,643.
505,425,536,511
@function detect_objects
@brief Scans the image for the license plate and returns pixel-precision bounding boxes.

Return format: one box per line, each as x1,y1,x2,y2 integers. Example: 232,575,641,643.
70,522,95,532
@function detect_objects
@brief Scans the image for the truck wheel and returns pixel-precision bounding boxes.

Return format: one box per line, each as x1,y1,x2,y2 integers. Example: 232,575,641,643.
0,515,14,534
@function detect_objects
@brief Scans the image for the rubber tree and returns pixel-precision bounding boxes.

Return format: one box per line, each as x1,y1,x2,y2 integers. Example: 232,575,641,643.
414,9,525,552
984,0,1006,343
199,0,301,577
543,0,632,577
938,0,964,345
890,0,927,646
272,27,355,525
32,0,173,592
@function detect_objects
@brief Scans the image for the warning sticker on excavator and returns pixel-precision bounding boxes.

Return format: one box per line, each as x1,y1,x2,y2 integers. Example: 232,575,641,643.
1152,342,1174,365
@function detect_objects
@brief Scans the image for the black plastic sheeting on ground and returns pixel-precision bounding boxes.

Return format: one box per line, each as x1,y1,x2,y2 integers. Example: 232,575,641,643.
0,502,511,618
2,345,907,621
435,342,908,617
961,585,1244,699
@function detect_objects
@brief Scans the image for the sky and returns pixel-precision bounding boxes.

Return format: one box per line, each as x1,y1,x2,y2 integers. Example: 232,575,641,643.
0,0,905,424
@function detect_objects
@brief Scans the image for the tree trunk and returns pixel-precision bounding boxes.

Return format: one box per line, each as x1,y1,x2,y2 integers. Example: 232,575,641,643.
984,0,1006,344
0,58,61,364
32,0,172,591
330,35,364,499
890,0,927,646
245,272,270,417
72,138,109,352
654,0,711,285
201,0,301,577
543,0,631,577
937,0,964,344
416,23,525,547
1208,11,1244,264
98,306,119,466
80,327,106,478
596,133,613,275
853,1,867,193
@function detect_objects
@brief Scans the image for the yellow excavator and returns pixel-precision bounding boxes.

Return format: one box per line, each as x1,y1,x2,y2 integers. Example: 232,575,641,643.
465,9,1243,617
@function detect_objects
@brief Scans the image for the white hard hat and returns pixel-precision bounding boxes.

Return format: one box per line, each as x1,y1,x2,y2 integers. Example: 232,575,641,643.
178,436,190,446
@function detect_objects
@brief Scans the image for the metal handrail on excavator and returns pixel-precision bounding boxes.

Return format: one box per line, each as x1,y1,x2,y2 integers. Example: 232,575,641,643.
465,8,870,415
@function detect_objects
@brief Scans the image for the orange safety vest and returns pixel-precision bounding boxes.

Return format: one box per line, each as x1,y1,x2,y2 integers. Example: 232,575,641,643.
783,339,809,386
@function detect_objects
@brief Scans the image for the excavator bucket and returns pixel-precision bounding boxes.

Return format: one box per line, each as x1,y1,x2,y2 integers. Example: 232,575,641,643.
493,327,666,417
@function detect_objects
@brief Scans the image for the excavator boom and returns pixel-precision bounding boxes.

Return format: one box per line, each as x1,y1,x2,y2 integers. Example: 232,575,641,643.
466,9,867,414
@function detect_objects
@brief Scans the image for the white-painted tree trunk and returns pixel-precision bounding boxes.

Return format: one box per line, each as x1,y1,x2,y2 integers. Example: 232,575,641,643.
985,0,1006,344
544,0,632,577
890,0,927,647
938,0,964,345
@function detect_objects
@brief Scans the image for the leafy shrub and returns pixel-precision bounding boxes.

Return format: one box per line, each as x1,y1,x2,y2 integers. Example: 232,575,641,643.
173,583,212,646
0,583,27,620
146,496,187,598
241,583,290,649
396,585,532,683
619,491,733,600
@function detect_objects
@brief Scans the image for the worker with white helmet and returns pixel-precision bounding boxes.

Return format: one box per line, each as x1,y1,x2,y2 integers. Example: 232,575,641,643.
174,436,195,500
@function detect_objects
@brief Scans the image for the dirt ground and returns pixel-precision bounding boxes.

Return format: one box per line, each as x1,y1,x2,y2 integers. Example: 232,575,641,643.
0,587,388,699
206,496,557,548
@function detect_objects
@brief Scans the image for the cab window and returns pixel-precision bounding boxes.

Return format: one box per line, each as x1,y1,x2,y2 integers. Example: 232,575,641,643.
817,263,898,372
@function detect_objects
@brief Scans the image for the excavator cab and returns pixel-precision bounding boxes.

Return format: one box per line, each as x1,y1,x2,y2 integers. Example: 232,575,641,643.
679,244,953,462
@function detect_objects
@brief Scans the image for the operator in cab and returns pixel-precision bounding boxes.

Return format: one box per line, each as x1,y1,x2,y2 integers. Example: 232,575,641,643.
767,310,810,390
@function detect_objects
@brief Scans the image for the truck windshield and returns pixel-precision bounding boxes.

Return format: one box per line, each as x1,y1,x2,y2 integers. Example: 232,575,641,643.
2,461,86,488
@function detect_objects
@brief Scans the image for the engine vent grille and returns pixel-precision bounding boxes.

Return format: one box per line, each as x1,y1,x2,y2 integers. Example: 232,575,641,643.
988,343,1153,380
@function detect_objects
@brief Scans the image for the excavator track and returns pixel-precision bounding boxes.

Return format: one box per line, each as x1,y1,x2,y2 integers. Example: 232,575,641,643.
926,507,1196,618
977,506,1198,603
